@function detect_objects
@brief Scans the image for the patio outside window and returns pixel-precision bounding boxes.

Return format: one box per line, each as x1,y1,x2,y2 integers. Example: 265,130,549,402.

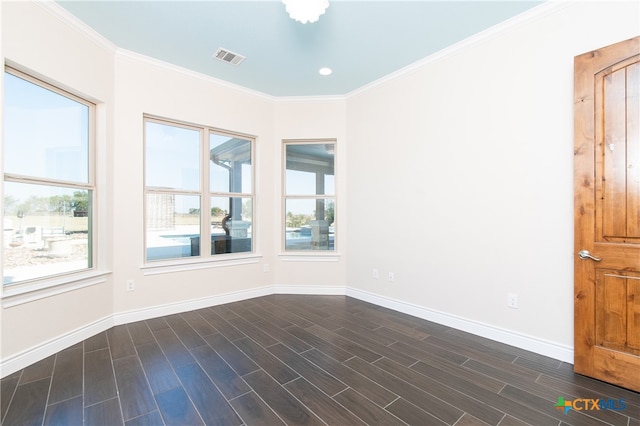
284,141,336,251
3,69,94,285
144,117,254,262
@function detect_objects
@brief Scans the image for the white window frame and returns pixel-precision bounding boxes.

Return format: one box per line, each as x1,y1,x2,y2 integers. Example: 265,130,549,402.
1,67,104,303
143,115,256,269
282,139,337,255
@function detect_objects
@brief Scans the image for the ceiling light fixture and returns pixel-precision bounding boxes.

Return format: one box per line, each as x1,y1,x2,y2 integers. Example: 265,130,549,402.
282,0,329,24
319,67,332,76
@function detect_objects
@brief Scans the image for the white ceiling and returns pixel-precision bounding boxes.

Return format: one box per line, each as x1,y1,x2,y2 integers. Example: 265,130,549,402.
56,1,544,97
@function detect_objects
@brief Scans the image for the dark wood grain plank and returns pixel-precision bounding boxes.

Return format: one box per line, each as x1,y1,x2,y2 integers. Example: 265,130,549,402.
189,344,250,399
385,397,449,426
164,313,206,349
332,388,406,426
232,337,299,384
284,377,366,426
84,331,109,352
136,341,181,395
229,391,286,426
113,355,157,420
203,333,259,376
1,378,50,426
175,362,242,426
43,395,83,426
227,316,279,347
49,346,83,404
302,348,398,407
372,356,504,425
124,410,164,426
242,369,324,426
267,343,347,396
84,348,118,406
108,325,137,359
253,318,312,353
345,356,464,425
285,325,354,362
151,326,195,369
198,309,246,341
180,310,218,337
155,386,204,426
389,341,504,393
1,373,20,422
306,325,383,363
127,321,156,347
84,397,124,426
18,354,54,384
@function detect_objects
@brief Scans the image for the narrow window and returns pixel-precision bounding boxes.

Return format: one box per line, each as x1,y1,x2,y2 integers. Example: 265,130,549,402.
144,117,254,262
284,141,336,251
3,69,95,284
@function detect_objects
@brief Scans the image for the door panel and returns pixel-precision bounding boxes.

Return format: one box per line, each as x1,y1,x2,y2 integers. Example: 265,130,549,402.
574,36,640,392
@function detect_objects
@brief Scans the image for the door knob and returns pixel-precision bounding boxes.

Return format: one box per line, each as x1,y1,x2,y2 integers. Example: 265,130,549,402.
578,250,602,262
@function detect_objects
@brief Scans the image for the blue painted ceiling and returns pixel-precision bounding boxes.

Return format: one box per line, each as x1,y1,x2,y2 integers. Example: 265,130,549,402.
56,1,543,97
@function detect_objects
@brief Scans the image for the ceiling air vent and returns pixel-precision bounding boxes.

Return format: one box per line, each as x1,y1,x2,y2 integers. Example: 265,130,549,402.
213,48,245,66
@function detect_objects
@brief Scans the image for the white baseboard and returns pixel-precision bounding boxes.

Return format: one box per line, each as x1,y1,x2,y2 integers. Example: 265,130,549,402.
345,287,574,364
0,316,114,378
274,284,346,295
1,284,573,378
113,285,274,325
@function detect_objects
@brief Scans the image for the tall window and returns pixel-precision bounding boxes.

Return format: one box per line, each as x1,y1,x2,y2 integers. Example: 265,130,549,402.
284,140,336,251
3,69,94,285
144,117,254,262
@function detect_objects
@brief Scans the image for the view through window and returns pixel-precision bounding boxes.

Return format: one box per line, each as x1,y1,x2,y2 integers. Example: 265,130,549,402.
145,118,254,261
3,69,94,285
284,141,336,251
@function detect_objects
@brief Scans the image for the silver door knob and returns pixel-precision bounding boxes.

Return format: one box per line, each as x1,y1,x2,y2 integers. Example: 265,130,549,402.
578,250,602,262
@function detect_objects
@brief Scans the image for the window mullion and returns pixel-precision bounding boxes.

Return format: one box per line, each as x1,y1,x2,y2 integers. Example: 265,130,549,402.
201,129,211,258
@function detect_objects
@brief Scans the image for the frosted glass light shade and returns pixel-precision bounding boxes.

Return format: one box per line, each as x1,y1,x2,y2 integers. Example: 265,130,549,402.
282,0,329,24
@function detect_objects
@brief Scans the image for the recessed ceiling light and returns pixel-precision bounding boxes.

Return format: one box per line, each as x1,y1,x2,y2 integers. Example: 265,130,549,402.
319,67,332,76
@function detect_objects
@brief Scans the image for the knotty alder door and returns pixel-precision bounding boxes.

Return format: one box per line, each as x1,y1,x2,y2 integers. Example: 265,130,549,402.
574,36,640,392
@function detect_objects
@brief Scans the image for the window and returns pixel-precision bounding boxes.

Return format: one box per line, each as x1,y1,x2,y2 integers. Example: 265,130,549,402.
3,69,94,285
144,117,254,262
284,140,336,251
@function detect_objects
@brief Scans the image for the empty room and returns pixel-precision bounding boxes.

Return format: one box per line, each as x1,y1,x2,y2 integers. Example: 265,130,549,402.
1,1,638,425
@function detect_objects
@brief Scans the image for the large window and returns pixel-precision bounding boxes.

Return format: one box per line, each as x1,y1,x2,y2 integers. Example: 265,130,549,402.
284,140,335,251
3,69,94,285
145,117,254,262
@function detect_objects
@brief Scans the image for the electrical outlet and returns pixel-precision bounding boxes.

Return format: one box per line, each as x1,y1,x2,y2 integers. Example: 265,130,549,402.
126,279,135,292
507,293,518,309
388,272,395,282
372,268,379,279
263,264,270,272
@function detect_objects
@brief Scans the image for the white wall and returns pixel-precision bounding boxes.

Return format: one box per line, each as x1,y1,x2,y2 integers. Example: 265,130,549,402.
111,53,276,316
345,1,639,355
0,1,115,360
1,0,638,373
273,99,348,291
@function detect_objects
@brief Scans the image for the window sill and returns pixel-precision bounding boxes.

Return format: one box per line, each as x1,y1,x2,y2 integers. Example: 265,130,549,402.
278,253,341,262
1,270,111,308
141,254,262,275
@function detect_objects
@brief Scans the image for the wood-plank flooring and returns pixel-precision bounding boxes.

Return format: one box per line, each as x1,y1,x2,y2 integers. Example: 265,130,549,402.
1,295,638,425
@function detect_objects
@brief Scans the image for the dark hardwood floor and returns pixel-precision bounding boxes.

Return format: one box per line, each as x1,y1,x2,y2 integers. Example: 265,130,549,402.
1,295,638,425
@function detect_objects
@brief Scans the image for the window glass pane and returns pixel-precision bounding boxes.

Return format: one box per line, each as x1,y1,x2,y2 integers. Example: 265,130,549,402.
145,194,200,261
285,198,334,251
4,72,89,183
145,122,200,191
285,143,334,195
210,134,252,194
3,182,91,284
210,196,252,254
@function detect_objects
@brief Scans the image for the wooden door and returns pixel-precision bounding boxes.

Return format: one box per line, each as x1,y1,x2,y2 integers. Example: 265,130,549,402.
574,36,640,392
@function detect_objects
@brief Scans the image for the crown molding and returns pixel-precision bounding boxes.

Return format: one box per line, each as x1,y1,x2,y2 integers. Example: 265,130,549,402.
33,0,117,54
